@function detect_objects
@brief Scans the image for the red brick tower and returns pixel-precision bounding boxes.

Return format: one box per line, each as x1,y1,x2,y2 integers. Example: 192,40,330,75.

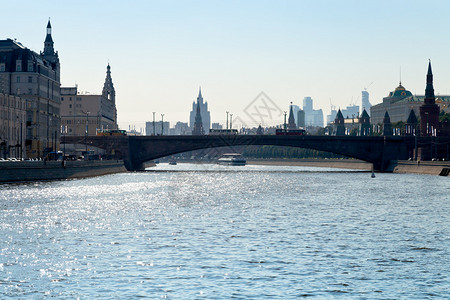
420,60,440,136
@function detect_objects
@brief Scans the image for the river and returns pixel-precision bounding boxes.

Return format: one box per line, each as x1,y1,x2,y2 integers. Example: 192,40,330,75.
0,163,449,299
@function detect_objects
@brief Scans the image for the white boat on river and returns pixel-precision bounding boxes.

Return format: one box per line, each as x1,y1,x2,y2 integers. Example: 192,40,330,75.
217,153,246,166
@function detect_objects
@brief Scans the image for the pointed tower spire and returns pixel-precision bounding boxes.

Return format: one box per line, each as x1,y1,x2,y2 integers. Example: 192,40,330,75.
406,109,418,136
420,60,440,138
197,86,203,105
382,111,392,136
102,63,115,102
335,109,345,136
288,102,297,130
192,100,204,135
43,18,55,56
424,59,435,104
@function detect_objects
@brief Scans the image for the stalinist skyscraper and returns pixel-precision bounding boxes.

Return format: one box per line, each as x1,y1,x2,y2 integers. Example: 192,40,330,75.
189,88,210,133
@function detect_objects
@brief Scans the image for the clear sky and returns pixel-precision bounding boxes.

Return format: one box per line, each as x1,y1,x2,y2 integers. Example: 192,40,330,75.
2,0,450,130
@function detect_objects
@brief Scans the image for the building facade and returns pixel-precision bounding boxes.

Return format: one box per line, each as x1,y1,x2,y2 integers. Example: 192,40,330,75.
302,97,324,127
0,93,26,158
146,121,169,136
371,82,450,125
0,20,61,158
361,90,371,115
60,64,117,136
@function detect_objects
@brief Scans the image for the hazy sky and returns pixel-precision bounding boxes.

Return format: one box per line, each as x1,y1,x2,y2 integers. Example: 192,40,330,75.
2,0,450,130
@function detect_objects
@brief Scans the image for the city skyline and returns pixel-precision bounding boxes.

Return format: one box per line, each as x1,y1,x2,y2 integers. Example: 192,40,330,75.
3,1,450,130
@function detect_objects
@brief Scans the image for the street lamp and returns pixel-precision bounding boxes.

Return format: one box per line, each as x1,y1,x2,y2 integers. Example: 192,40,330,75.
226,111,229,132
161,114,164,136
83,111,90,158
153,112,156,136
230,114,233,131
284,111,287,132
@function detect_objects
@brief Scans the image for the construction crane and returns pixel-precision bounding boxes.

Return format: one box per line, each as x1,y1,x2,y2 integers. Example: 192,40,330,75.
364,82,373,91
329,98,336,111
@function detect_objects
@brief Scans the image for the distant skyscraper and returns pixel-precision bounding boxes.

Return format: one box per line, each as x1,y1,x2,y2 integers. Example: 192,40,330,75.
303,97,313,113
327,109,337,125
361,90,371,116
341,105,360,119
302,97,323,127
297,109,305,128
192,100,204,135
189,88,210,133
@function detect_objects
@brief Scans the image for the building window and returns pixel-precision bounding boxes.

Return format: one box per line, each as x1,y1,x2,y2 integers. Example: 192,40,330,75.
28,76,32,83
69,104,72,108
28,62,33,72
28,88,32,95
0,63,5,72
61,97,64,101
16,76,20,83
16,60,21,72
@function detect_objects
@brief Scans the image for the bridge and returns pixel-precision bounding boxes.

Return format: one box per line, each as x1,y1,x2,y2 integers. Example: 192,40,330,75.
62,135,425,172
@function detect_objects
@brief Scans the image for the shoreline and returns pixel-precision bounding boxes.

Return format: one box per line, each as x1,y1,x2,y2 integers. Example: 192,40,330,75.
0,160,127,183
246,158,372,171
245,158,450,176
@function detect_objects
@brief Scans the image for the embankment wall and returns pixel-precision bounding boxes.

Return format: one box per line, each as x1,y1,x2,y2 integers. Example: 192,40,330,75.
0,160,126,183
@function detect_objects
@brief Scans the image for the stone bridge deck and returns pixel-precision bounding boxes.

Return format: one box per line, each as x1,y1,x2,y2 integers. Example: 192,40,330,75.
62,135,427,171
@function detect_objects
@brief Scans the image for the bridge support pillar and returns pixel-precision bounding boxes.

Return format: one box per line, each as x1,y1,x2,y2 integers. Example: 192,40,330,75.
124,160,145,172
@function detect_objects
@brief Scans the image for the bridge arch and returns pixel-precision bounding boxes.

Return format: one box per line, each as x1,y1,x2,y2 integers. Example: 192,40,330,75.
63,135,414,172
126,135,412,171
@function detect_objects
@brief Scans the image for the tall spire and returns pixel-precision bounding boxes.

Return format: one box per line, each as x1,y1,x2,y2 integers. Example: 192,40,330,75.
197,86,203,104
288,102,296,130
192,100,204,135
420,60,440,137
335,109,345,136
424,59,435,104
102,63,115,104
43,18,54,56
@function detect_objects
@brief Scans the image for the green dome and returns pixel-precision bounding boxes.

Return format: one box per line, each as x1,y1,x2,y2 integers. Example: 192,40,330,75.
388,83,413,98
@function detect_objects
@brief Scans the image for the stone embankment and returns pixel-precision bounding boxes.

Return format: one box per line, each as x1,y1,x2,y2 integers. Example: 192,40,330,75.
247,158,450,176
0,160,126,183
387,160,450,176
247,159,373,170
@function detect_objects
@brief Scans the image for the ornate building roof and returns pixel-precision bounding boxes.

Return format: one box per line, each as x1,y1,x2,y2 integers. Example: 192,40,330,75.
387,82,413,99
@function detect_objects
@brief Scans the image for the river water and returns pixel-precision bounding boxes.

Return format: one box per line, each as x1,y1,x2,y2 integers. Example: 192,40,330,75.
0,163,449,299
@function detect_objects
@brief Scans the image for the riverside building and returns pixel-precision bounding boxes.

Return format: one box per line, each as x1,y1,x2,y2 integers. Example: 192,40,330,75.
0,20,61,158
370,81,450,125
60,64,117,136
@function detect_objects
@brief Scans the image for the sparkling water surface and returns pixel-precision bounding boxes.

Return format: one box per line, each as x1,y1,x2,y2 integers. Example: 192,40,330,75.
0,163,449,299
